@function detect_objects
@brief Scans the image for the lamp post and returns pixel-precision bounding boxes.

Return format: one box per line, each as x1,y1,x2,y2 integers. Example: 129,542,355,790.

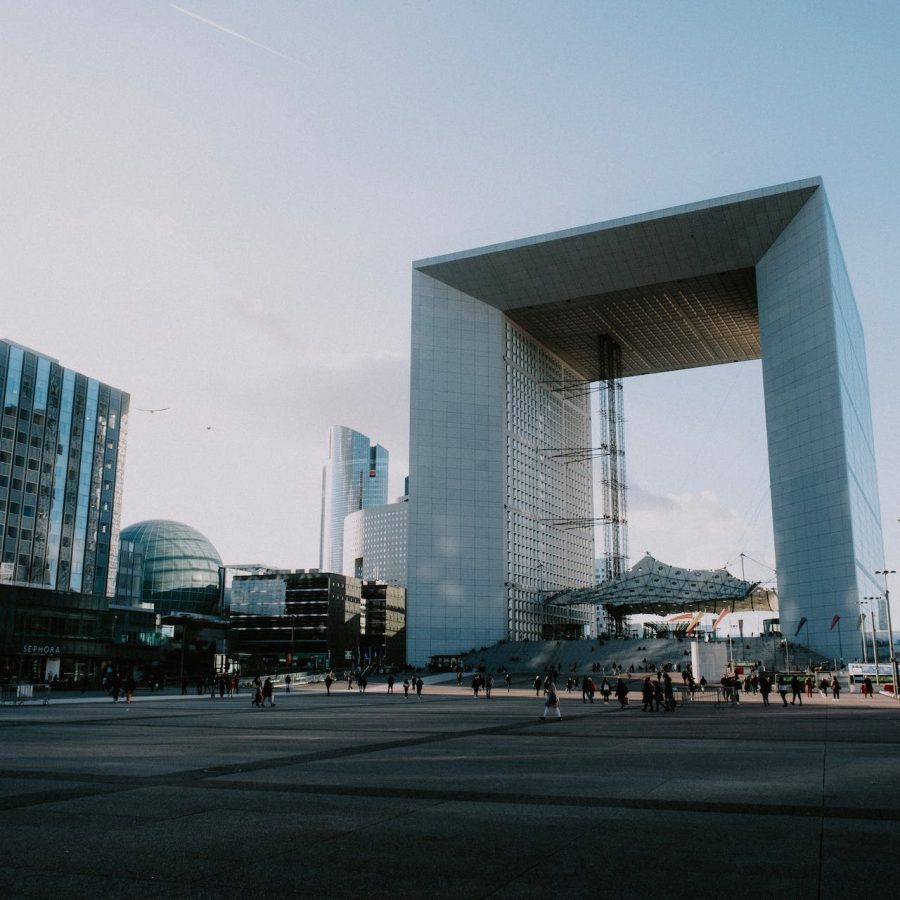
875,570,899,699
863,597,880,677
858,607,868,662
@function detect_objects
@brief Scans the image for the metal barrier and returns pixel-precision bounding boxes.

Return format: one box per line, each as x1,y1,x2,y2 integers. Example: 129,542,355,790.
0,684,51,706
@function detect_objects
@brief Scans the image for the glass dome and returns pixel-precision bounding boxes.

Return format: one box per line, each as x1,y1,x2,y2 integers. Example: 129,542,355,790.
116,520,222,616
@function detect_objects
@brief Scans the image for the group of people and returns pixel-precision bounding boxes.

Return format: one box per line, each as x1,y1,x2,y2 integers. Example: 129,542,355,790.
640,674,677,712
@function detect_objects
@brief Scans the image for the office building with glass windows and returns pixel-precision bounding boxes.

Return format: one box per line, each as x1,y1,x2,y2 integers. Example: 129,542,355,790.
407,179,885,665
319,426,388,574
0,339,129,596
342,496,408,586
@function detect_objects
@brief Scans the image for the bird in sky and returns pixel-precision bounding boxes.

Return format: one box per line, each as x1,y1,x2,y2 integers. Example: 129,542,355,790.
136,407,170,414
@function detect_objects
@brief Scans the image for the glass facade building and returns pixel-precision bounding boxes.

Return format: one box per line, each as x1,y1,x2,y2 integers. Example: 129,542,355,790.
342,498,408,585
115,519,222,617
408,179,885,664
0,340,129,596
319,426,388,574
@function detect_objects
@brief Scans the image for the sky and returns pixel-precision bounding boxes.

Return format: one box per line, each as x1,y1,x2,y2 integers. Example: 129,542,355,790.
2,2,899,598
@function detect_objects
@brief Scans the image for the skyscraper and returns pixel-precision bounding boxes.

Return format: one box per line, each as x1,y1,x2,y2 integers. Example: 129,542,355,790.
319,426,388,573
0,340,129,596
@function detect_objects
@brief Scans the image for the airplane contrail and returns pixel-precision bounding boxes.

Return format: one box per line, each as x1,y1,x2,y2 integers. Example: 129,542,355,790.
171,4,294,61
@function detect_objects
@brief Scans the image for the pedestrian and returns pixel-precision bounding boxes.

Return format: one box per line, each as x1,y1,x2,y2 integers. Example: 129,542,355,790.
641,677,654,712
831,676,841,700
863,676,873,698
732,676,741,706
324,672,333,695
252,681,263,708
615,678,629,709
472,674,481,697
790,675,803,705
415,677,423,698
358,674,368,694
776,674,788,706
600,678,611,703
759,674,771,706
805,675,814,698
540,680,562,721
663,673,676,712
819,677,830,698
262,677,275,707
505,673,512,692
284,673,292,694
534,675,542,696
485,674,494,699
581,676,593,704
124,675,135,704
403,678,410,697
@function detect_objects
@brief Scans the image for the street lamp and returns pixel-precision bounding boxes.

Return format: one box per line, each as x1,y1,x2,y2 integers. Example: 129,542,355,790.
875,570,899,699
862,597,881,675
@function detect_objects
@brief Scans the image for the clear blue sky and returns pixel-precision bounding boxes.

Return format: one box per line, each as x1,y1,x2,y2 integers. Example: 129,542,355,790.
2,2,898,595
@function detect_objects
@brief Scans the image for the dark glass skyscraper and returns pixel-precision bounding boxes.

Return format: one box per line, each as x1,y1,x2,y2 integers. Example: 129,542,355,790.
0,340,129,596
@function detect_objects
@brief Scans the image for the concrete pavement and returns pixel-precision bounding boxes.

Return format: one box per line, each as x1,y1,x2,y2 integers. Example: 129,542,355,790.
1,682,898,899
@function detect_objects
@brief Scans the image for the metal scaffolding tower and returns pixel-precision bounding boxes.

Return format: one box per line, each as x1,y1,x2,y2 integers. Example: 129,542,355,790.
597,336,628,584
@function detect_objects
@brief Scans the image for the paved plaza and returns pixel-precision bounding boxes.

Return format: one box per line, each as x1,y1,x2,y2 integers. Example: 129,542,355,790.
2,680,899,899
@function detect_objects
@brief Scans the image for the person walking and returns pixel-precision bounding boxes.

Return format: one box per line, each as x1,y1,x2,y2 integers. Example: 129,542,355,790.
540,680,562,721
124,675,135,705
534,675,543,696
262,677,275,708
485,673,494,699
804,675,814,698
776,674,788,706
641,677,654,712
663,673,676,712
600,678,611,703
284,674,292,694
403,678,410,697
505,673,512,692
581,676,593,704
615,678,629,709
862,676,873,698
415,677,424,698
252,680,263,708
759,674,771,707
790,675,803,705
831,675,842,700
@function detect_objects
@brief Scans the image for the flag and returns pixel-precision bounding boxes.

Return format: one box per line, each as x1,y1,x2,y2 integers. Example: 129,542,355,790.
794,617,807,637
857,613,865,630
830,614,841,631
738,619,744,639
669,613,695,622
712,607,728,631
685,611,704,635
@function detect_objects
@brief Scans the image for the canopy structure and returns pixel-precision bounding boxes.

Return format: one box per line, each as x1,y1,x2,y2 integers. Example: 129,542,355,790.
548,554,777,616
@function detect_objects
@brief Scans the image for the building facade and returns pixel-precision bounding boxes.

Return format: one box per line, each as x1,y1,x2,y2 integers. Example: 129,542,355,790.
115,519,222,617
0,340,129,597
319,426,388,574
407,179,885,664
342,497,408,585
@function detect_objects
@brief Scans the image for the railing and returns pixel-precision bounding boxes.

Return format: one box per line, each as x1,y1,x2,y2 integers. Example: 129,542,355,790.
0,684,51,706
